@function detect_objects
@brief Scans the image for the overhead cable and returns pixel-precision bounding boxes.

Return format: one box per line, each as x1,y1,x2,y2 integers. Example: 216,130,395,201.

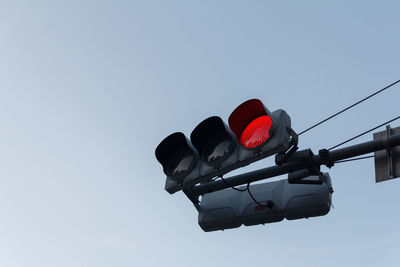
334,155,374,164
328,115,400,150
299,79,400,136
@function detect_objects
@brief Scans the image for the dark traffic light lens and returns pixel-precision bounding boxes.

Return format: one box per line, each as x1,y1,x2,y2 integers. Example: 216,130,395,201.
155,132,199,180
167,151,196,180
191,116,236,166
171,156,195,177
203,135,235,165
240,115,273,148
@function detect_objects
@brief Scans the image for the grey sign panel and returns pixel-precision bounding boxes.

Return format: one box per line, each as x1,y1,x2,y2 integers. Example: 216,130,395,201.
374,125,400,183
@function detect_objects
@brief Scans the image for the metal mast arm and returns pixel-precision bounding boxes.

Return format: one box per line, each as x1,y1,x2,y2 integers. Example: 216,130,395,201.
191,133,400,196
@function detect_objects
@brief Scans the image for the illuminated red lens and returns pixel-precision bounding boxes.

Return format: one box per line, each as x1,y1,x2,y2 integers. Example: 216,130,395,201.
240,115,273,148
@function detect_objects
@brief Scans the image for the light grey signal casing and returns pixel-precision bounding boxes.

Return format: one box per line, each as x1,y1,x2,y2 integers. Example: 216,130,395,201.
198,173,333,232
165,109,291,194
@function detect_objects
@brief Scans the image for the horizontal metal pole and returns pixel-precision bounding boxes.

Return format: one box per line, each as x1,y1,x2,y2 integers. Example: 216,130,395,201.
191,133,400,196
192,161,306,196
319,133,400,163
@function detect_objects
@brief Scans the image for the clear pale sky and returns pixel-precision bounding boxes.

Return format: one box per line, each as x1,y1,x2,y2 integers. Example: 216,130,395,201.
1,1,399,266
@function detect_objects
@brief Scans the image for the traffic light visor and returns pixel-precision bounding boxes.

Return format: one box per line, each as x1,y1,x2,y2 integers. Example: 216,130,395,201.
190,116,236,165
228,99,275,149
155,132,198,180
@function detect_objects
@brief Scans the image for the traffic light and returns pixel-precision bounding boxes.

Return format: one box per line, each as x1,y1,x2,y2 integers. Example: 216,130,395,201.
155,99,297,194
155,132,199,182
198,173,333,232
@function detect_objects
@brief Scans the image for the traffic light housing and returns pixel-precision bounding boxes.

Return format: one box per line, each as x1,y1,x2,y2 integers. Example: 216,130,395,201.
155,132,199,182
198,173,333,232
155,99,297,194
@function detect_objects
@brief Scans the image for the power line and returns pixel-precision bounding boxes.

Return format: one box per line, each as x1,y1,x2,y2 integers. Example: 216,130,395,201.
328,115,400,150
335,155,374,164
298,79,400,136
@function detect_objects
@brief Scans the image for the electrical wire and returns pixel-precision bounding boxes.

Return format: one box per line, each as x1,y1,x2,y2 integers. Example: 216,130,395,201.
298,79,400,136
219,176,248,192
334,155,374,164
219,176,270,207
328,115,400,150
247,182,270,208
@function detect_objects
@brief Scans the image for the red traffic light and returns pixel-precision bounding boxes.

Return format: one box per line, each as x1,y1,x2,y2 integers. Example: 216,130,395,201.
228,99,275,149
240,115,273,148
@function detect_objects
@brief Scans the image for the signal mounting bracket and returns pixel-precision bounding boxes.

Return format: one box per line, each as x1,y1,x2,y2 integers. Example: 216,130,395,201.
183,188,200,211
385,125,394,178
285,149,321,184
275,127,299,165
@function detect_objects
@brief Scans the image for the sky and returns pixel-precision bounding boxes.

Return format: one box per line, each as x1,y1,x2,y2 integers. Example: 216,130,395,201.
0,1,400,266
